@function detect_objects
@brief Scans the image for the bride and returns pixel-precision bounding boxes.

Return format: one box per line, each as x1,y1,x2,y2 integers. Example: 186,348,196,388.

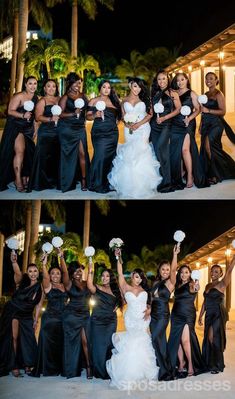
108,77,162,198
106,248,158,389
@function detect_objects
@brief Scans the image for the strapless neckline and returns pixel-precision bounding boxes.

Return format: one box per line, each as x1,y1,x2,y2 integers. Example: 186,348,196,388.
125,290,147,299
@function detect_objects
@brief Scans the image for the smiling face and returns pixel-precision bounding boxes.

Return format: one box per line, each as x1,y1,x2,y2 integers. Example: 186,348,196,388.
159,263,171,279
210,266,223,281
70,79,82,93
101,270,110,286
157,73,168,90
25,78,37,94
44,80,57,96
130,81,141,96
27,265,39,282
205,73,218,89
176,74,188,90
100,82,111,96
50,268,62,284
131,272,142,287
73,267,84,281
180,266,191,283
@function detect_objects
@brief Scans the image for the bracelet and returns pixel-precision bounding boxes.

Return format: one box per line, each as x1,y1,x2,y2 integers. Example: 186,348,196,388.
22,112,25,119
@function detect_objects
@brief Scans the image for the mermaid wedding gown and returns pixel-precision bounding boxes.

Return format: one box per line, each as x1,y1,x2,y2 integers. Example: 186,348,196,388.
108,102,162,198
106,291,159,389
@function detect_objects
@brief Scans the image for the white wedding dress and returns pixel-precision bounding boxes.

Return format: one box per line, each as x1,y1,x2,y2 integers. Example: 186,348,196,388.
106,291,159,389
108,101,162,198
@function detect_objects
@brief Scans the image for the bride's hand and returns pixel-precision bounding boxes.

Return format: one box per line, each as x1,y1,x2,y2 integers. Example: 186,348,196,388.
143,307,151,321
130,122,140,131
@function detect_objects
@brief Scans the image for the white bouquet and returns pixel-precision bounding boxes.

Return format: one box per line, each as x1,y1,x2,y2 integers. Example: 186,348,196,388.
123,112,139,134
51,105,62,126
173,230,186,247
52,236,63,248
109,238,124,259
96,100,106,121
191,270,201,281
6,237,19,253
23,100,34,121
74,98,85,118
154,102,164,118
180,105,191,116
42,242,53,254
198,95,208,105
84,246,95,263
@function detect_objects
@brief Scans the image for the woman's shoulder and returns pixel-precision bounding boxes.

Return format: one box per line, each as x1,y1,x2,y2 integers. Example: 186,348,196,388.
88,97,99,106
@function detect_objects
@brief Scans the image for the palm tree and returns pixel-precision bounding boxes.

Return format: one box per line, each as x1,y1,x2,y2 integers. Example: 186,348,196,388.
144,46,180,81
115,50,149,81
72,54,100,80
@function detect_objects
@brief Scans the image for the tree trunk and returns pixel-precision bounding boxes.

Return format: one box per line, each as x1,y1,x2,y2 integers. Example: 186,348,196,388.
10,11,19,97
71,1,78,58
16,0,28,92
83,200,90,249
22,201,32,272
0,233,4,297
29,200,41,263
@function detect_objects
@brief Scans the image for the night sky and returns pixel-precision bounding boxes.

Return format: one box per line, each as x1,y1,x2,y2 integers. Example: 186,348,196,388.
51,0,235,59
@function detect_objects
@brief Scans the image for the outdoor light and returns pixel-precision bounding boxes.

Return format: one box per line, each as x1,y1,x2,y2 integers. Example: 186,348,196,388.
218,51,224,60
225,249,232,257
196,262,200,268
207,257,213,263
200,60,205,67
188,66,192,72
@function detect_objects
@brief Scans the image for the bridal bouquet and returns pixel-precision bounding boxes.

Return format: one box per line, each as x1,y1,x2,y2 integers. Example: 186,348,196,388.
123,112,139,134
109,238,124,259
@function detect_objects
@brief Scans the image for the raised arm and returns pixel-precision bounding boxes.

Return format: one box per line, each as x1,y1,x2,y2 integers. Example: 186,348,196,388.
168,244,180,289
57,248,71,290
10,251,23,286
115,248,128,293
221,254,235,289
87,260,96,294
41,253,51,293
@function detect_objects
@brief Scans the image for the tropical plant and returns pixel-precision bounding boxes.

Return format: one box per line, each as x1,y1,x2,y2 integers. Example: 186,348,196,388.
144,46,181,81
115,50,149,81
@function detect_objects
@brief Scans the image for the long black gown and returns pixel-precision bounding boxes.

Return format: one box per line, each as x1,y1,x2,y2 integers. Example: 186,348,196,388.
63,283,91,378
170,90,208,189
28,104,60,191
0,281,42,376
88,106,119,193
200,98,235,182
90,287,117,379
0,95,38,191
150,280,173,381
168,282,205,375
58,96,90,192
150,91,174,191
32,288,68,376
202,288,228,372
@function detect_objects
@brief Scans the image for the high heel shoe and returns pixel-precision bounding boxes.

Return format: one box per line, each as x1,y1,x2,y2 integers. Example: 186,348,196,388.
86,366,93,379
25,367,31,375
14,182,25,192
81,177,88,191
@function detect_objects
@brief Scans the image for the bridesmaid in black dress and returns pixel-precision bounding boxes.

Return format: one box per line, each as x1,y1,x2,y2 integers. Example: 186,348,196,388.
200,72,235,184
60,259,92,379
168,265,205,377
150,70,181,193
0,76,38,192
198,257,235,373
58,73,90,192
32,251,68,376
86,80,122,193
170,73,208,189
87,262,123,379
28,79,60,191
150,245,179,381
0,251,42,377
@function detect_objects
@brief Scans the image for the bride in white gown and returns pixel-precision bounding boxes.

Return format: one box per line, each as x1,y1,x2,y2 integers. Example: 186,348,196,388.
108,77,162,198
106,248,158,389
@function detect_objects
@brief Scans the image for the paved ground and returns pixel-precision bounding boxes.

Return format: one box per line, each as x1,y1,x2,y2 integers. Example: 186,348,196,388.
1,319,235,399
0,114,235,200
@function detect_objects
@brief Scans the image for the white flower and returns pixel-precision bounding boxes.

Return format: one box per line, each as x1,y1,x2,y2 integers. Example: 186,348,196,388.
51,105,62,116
109,238,124,249
154,103,164,114
180,105,191,116
6,237,19,250
95,100,106,111
23,100,34,112
198,95,208,105
191,270,201,281
173,230,186,243
124,112,139,124
84,246,95,257
42,242,53,254
74,98,85,109
52,236,63,248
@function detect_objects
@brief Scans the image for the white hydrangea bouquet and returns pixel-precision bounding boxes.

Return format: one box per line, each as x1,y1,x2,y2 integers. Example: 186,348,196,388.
123,112,139,134
109,238,124,259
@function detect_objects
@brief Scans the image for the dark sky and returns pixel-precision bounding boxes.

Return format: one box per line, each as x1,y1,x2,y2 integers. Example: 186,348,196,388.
51,0,235,60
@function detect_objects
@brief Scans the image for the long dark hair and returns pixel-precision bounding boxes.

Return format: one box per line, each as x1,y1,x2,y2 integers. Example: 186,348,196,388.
127,77,151,113
101,268,123,309
132,268,151,304
65,72,83,92
19,263,39,289
155,260,170,281
41,78,59,97
211,264,223,277
171,72,191,91
98,79,122,120
175,264,192,288
151,69,171,99
68,261,85,279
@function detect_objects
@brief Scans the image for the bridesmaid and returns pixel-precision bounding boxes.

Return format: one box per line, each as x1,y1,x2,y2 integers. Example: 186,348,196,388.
58,73,90,192
150,245,179,381
150,70,181,193
0,76,38,192
86,80,122,193
28,79,60,191
32,251,68,376
87,262,123,379
60,259,92,379
0,251,42,377
200,71,235,184
170,72,208,189
198,256,235,374
168,265,205,377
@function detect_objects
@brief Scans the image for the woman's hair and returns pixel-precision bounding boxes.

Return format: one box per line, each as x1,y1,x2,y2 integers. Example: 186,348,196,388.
155,260,170,281
101,268,123,309
151,69,171,99
127,77,151,114
131,268,149,291
68,261,85,278
19,263,39,289
48,265,62,275
22,76,37,90
41,79,59,97
171,72,191,90
98,79,122,120
211,264,223,277
175,264,192,288
205,72,219,85
65,72,83,92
